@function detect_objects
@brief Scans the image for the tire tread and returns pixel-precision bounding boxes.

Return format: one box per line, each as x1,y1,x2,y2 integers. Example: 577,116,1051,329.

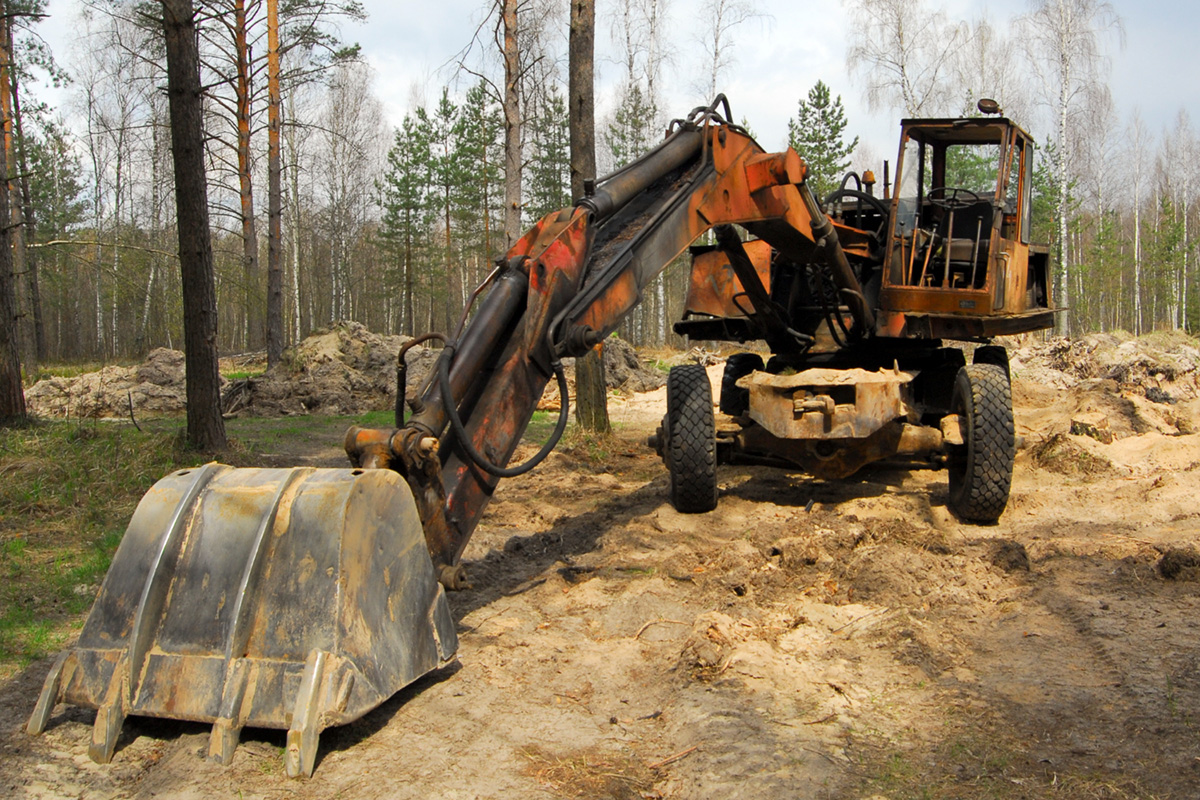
667,364,718,513
948,363,1014,522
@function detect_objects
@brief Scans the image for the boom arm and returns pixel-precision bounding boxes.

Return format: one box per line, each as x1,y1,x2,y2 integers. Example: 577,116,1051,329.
345,100,868,588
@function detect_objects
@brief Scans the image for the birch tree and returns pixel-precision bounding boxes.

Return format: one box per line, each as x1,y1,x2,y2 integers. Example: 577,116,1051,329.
1019,0,1122,334
952,14,1026,121
696,0,760,100
1158,111,1194,330
845,0,966,116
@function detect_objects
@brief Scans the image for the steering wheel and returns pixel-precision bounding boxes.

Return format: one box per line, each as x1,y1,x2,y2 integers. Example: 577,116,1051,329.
927,186,984,211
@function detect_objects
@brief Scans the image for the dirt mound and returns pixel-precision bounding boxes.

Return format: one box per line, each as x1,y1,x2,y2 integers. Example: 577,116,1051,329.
223,321,436,417
1011,332,1200,444
27,322,666,420
1010,331,1200,401
599,336,667,393
25,348,200,418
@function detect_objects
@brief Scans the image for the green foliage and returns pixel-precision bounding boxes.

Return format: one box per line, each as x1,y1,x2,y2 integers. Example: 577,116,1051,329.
1030,137,1074,249
380,114,432,255
738,117,757,141
605,81,659,170
451,82,503,260
787,80,858,201
379,111,434,332
380,83,503,332
943,144,1000,195
1144,195,1193,324
526,87,571,221
276,0,368,79
28,120,89,234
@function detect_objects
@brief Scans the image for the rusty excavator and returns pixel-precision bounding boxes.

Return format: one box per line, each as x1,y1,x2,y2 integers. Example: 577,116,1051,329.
27,97,1054,776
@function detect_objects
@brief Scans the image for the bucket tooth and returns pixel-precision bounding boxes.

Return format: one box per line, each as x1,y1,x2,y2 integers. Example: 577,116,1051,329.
207,658,251,765
27,465,458,777
285,650,330,779
89,667,128,764
27,651,70,735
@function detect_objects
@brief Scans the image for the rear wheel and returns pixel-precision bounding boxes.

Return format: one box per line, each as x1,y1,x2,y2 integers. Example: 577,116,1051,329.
666,364,718,512
719,353,764,416
947,364,1014,522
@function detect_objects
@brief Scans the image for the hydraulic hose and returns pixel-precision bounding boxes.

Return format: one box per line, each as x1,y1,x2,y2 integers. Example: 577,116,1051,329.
437,342,572,479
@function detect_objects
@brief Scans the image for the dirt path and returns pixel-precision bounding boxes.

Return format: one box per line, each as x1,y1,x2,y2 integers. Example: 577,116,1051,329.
4,368,1200,799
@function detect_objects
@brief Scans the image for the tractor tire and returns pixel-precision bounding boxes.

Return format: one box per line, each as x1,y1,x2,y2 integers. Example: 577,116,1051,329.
719,353,764,416
947,363,1014,523
973,344,1010,382
666,364,718,513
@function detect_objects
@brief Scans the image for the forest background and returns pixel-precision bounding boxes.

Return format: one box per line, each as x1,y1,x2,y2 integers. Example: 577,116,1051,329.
2,0,1194,376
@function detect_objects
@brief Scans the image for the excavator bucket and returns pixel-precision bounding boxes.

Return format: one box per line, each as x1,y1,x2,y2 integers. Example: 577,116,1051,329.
26,463,457,778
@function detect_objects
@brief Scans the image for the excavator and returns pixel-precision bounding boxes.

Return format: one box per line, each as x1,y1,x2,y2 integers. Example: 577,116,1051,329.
27,96,1054,777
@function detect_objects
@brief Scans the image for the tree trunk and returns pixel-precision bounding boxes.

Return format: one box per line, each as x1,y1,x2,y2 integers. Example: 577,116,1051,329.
266,0,284,367
285,92,304,341
7,21,40,366
234,0,261,352
0,0,20,422
1134,192,1142,335
502,0,521,246
0,10,31,377
162,0,227,452
568,0,595,202
569,0,608,433
404,210,414,334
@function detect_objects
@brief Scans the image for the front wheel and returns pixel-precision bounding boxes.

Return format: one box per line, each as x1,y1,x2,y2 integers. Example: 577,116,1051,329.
947,364,1014,522
665,364,718,513
719,353,764,416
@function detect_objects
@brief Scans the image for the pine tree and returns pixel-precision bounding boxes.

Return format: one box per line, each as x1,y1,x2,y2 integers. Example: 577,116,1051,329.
1146,196,1188,330
526,86,571,222
427,89,462,332
787,80,858,201
379,112,432,335
452,81,503,283
604,80,658,170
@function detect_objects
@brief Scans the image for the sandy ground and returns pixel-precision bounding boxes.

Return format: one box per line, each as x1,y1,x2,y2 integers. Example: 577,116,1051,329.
4,364,1200,799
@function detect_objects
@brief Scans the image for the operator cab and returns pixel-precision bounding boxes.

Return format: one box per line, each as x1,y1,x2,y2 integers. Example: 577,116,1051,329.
877,106,1053,339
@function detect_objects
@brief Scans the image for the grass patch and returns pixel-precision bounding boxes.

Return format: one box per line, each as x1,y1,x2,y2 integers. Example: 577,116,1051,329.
222,369,265,381
0,418,207,674
357,408,396,428
522,410,557,446
223,414,349,454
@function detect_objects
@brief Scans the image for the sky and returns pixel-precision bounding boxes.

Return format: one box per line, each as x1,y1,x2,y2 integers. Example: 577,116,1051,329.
32,0,1200,170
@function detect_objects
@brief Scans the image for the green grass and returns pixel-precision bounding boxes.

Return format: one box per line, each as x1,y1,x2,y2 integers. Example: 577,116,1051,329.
357,409,396,428
222,369,265,381
0,418,207,672
649,359,673,375
522,410,557,445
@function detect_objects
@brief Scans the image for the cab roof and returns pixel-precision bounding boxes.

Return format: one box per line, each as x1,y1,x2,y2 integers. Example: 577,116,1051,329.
899,117,1034,145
